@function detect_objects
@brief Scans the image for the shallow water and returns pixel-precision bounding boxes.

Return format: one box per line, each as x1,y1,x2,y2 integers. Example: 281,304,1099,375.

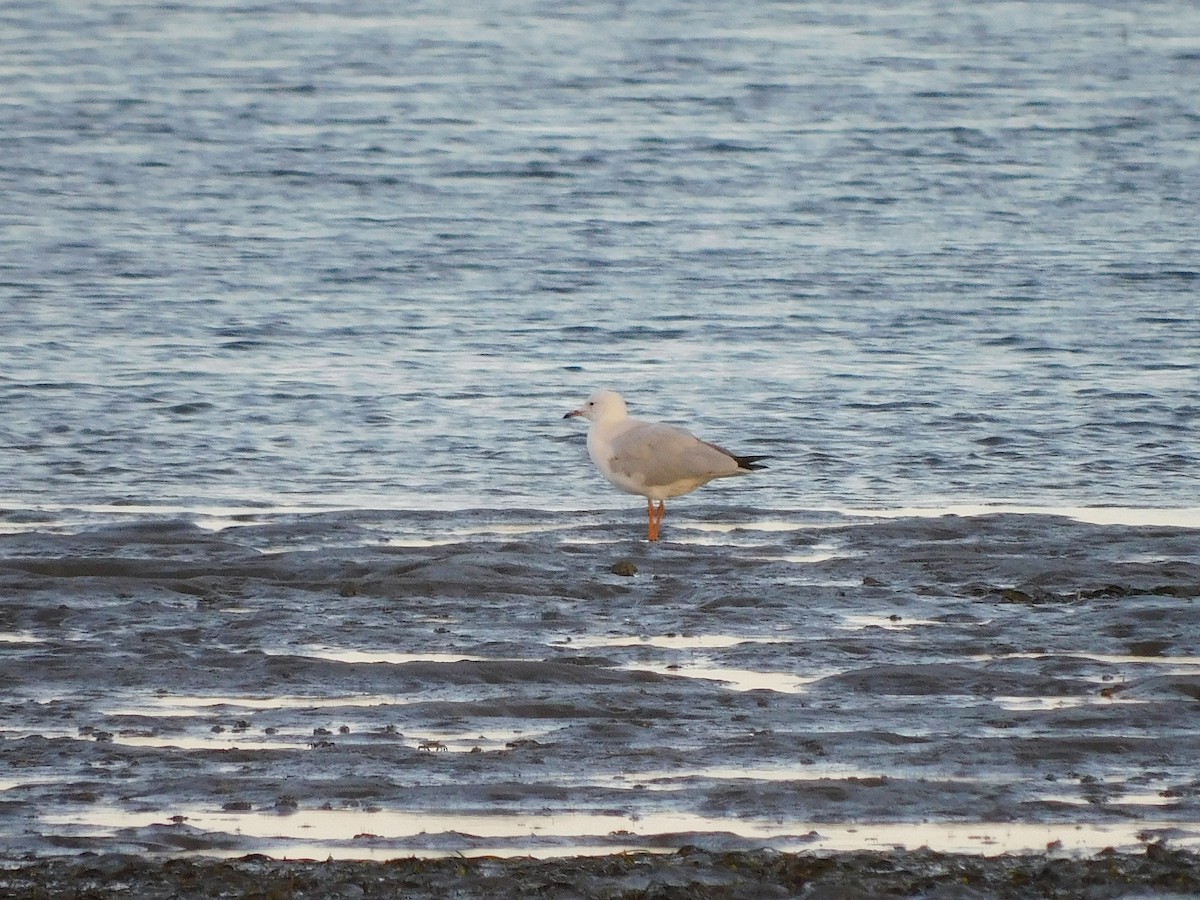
1,0,1198,515
2,0,1199,863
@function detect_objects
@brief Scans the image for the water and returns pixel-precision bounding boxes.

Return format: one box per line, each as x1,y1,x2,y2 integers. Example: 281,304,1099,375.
2,0,1200,864
2,0,1198,515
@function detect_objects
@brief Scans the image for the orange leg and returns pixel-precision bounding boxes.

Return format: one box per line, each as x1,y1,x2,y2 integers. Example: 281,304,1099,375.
646,500,666,541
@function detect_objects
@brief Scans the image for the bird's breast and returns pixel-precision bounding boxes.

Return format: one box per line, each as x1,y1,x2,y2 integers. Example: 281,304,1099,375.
587,429,648,496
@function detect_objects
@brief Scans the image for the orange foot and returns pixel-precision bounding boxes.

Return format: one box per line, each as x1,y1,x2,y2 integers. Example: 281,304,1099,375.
646,499,665,542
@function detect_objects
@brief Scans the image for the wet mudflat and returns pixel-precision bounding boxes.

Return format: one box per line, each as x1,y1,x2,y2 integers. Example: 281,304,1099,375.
2,845,1199,899
0,506,1198,876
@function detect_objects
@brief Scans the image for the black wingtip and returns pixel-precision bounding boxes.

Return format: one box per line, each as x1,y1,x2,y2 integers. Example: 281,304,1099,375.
734,455,769,472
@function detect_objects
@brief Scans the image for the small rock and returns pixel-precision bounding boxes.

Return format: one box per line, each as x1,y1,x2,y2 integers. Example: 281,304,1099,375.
1129,639,1171,657
1000,588,1034,604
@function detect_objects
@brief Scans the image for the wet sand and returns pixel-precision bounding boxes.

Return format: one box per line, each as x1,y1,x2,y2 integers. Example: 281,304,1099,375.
1,506,1198,888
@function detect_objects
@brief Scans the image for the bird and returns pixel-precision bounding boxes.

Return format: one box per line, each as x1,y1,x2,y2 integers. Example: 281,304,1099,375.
564,389,767,541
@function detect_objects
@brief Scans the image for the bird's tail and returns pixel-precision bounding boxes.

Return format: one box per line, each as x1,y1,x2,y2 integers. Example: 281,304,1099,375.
733,455,769,471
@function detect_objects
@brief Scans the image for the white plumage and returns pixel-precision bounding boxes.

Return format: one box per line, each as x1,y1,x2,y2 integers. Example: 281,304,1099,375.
564,389,767,541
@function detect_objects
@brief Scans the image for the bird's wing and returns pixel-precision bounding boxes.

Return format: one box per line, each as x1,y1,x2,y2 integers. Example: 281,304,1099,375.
608,421,741,488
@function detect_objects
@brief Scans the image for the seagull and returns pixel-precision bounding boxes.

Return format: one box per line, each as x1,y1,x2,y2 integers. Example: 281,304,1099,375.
564,389,768,541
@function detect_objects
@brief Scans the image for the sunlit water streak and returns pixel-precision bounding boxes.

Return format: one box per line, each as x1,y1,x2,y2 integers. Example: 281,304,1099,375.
37,807,1200,859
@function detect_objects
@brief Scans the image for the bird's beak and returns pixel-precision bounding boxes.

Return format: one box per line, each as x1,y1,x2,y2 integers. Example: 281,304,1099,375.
563,409,582,419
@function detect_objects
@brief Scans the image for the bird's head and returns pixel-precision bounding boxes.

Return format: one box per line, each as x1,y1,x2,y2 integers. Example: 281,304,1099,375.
564,389,628,423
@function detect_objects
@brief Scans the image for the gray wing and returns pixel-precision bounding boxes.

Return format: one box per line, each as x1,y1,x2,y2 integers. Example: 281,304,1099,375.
608,422,741,488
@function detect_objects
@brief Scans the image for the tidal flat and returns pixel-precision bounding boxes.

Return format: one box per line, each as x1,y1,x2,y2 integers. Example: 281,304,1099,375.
1,507,1197,877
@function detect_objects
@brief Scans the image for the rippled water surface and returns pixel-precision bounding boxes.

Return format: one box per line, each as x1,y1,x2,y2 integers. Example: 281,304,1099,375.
2,0,1199,863
2,0,1198,513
